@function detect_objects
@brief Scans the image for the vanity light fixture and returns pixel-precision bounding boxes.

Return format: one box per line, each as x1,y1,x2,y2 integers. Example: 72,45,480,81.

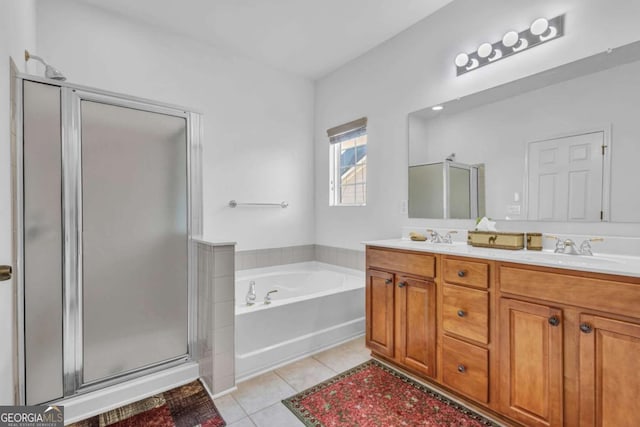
455,15,564,76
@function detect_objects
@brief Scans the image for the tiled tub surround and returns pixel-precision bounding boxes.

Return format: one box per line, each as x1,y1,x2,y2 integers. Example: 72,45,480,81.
235,244,365,271
196,241,236,396
235,262,365,381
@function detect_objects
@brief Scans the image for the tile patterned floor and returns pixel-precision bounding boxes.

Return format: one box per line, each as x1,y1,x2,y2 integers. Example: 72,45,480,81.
215,336,370,427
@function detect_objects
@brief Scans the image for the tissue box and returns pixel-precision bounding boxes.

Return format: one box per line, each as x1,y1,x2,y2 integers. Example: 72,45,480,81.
526,233,543,251
467,231,525,250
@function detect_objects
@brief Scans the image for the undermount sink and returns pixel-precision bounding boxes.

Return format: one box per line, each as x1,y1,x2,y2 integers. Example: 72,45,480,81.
521,251,623,266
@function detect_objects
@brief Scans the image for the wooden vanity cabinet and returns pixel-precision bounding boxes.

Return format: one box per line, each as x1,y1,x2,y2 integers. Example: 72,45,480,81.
440,256,492,404
365,269,395,357
498,298,564,427
578,315,640,427
366,245,640,427
498,263,640,427
366,247,437,378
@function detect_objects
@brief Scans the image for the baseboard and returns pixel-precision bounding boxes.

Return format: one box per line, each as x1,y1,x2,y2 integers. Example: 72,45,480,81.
57,362,199,424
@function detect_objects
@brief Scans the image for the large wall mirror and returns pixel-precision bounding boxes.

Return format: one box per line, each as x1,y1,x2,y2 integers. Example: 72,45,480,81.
408,40,640,222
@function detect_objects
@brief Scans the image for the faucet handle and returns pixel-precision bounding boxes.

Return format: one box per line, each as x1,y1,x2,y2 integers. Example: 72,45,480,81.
545,235,566,253
443,230,458,244
264,289,278,304
580,237,603,256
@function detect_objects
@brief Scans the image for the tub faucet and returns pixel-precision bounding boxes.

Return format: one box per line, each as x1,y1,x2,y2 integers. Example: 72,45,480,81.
264,289,278,305
246,280,256,306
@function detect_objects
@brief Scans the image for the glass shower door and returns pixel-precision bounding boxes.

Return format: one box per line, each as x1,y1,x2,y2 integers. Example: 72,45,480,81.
79,100,189,385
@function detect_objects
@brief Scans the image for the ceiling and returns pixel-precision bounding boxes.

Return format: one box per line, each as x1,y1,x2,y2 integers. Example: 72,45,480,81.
79,0,453,80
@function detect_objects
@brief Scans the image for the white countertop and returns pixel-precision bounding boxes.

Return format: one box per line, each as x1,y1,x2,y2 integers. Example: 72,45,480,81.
364,239,640,278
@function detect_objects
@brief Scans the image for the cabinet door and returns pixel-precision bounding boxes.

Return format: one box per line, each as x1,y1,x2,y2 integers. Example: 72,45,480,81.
579,315,640,427
499,299,563,427
397,276,436,378
366,269,395,357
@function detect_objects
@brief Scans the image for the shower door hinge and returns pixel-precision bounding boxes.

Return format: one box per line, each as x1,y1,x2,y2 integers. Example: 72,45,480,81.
600,210,604,220
602,145,607,155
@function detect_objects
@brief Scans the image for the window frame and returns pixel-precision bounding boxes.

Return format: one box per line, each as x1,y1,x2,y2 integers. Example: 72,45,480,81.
329,133,367,207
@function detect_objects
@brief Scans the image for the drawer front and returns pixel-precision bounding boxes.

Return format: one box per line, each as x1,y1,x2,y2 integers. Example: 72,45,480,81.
367,247,435,278
443,258,489,289
442,336,489,403
443,284,489,344
499,265,640,314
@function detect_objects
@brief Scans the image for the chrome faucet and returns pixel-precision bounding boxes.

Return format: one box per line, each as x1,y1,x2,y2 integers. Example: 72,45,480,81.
427,229,443,243
246,280,256,306
427,229,457,244
547,235,604,256
264,289,278,305
443,230,458,244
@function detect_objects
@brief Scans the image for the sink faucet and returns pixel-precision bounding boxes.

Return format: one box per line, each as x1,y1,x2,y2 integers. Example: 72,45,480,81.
246,280,256,306
443,230,458,244
264,289,278,305
427,229,457,244
426,229,443,243
547,235,604,256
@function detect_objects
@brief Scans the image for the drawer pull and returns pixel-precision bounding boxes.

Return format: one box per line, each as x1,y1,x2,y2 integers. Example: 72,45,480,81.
457,270,466,278
548,316,560,327
580,323,593,334
398,282,406,288
457,309,467,318
457,364,466,373
385,279,392,285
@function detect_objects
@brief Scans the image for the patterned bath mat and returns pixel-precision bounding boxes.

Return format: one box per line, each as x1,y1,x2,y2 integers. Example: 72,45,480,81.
68,379,225,427
282,359,499,427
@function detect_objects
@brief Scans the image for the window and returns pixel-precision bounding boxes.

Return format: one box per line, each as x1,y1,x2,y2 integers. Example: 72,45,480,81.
328,117,367,206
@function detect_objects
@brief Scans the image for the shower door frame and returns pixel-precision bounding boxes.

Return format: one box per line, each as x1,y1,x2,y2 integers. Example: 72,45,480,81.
14,75,203,404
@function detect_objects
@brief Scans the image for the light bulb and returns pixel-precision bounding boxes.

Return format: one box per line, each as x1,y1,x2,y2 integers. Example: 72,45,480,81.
530,18,549,36
477,43,493,58
502,31,519,48
455,52,469,67
432,105,444,111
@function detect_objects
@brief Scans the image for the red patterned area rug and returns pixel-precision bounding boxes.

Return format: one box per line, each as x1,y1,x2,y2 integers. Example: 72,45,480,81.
283,360,499,427
68,380,225,427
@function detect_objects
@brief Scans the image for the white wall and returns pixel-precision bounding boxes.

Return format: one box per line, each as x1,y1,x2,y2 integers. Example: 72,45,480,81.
0,0,37,405
315,0,640,250
36,0,316,252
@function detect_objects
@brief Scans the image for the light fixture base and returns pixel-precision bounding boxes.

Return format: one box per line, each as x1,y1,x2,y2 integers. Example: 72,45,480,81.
456,14,564,76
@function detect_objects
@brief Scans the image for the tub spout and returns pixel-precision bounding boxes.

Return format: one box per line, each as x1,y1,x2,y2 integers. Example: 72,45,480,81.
246,280,256,306
264,289,278,305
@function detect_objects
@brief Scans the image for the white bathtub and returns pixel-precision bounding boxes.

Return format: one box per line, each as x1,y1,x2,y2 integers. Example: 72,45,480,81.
235,262,365,381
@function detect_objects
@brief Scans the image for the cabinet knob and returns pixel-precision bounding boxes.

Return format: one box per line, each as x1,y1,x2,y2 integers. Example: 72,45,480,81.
580,323,593,334
457,364,466,373
398,282,406,288
385,279,392,285
548,316,560,327
457,309,466,318
457,270,466,278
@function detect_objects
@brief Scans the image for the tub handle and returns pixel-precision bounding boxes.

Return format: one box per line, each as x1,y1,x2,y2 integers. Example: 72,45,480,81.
264,289,278,305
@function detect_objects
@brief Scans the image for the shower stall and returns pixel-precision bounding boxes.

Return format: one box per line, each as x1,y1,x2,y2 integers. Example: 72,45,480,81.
15,77,202,405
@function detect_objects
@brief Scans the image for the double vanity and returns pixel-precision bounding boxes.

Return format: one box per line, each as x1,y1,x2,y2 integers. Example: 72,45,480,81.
364,237,640,426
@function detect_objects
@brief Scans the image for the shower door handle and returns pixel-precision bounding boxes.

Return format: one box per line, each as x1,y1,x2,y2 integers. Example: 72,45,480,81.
0,265,12,281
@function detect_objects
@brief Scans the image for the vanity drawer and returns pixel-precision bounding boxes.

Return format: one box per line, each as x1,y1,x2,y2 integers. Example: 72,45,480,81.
443,257,489,289
499,264,640,315
442,336,489,403
443,284,489,344
367,247,435,278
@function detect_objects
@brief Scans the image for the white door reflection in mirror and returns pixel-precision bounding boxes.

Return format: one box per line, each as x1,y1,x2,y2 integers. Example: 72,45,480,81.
527,131,604,221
